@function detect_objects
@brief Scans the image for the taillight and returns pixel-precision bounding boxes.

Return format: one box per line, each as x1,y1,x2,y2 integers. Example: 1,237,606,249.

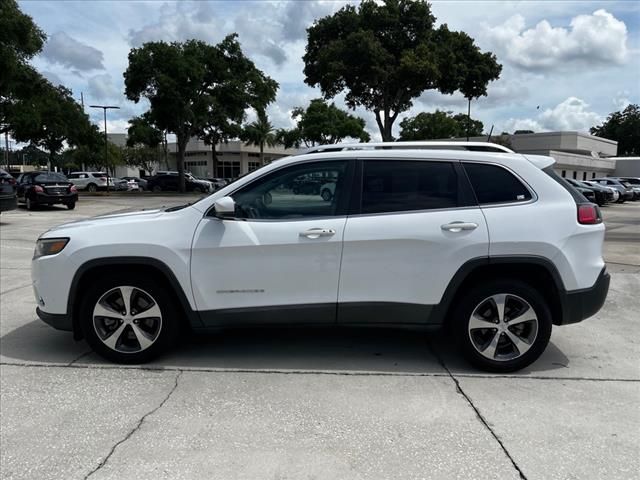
70,185,77,193
578,204,601,225
34,185,44,193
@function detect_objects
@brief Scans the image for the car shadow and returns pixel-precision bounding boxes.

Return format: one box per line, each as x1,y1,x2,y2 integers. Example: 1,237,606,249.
1,320,570,376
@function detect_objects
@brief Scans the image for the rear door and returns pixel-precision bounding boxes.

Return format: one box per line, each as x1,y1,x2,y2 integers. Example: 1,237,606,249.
337,158,488,324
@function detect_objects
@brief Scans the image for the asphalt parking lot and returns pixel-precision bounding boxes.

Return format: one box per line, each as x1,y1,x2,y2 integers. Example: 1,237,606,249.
1,196,639,480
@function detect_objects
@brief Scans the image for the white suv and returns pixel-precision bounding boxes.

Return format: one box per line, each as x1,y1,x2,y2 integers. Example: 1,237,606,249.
32,142,609,371
68,172,115,192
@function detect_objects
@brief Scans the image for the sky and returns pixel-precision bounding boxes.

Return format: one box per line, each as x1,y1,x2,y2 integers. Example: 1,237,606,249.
18,0,640,142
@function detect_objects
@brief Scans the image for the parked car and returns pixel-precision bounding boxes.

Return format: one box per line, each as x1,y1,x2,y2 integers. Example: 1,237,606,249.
16,171,78,210
32,141,610,372
593,177,634,202
0,168,18,213
154,171,212,192
206,178,228,190
320,181,336,201
122,177,148,190
67,171,116,192
565,178,605,206
613,177,640,200
582,181,619,203
146,174,209,193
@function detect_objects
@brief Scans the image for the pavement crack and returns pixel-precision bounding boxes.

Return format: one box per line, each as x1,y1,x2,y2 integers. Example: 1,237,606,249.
83,370,182,479
427,342,528,480
66,350,93,367
0,283,32,296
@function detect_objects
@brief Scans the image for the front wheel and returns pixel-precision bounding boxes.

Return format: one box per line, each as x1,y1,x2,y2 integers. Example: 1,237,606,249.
66,202,76,210
80,274,179,364
451,280,552,372
152,185,162,193
86,183,97,193
321,189,333,202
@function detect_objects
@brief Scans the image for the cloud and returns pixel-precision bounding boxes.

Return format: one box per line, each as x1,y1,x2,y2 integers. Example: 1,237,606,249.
502,97,602,133
42,32,105,71
484,9,629,70
86,74,121,101
41,70,63,86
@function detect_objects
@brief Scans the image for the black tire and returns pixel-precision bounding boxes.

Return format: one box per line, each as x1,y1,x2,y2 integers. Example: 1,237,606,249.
321,189,332,202
193,186,203,194
152,185,162,193
66,202,76,210
451,279,552,372
87,183,97,193
80,273,180,364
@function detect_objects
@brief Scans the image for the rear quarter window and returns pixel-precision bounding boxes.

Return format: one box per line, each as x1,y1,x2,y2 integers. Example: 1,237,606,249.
463,163,532,204
542,167,589,204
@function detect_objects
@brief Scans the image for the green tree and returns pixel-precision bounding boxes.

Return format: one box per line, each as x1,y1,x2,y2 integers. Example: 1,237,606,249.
278,99,370,148
303,0,501,141
9,82,94,166
242,110,276,165
127,113,168,170
0,0,46,129
399,110,483,140
124,34,278,191
590,104,640,156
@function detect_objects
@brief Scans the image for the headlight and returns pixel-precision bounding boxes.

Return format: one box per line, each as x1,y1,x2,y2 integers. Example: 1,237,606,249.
34,238,69,259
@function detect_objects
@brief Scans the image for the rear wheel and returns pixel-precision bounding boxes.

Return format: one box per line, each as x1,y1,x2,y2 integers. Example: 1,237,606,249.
80,274,179,364
152,185,162,193
321,189,333,202
66,202,76,210
451,280,552,372
193,186,203,194
86,183,97,192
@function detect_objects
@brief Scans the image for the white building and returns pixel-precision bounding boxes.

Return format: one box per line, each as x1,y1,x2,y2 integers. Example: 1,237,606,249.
462,131,618,180
166,138,297,178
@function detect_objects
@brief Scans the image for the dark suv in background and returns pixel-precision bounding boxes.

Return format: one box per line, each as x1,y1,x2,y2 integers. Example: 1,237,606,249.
0,168,17,213
146,174,208,193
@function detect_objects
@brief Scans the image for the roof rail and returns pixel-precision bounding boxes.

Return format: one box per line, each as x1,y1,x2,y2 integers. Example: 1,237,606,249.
301,141,515,155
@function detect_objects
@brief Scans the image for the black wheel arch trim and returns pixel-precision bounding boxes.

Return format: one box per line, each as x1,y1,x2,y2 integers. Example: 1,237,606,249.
68,256,202,340
431,255,578,326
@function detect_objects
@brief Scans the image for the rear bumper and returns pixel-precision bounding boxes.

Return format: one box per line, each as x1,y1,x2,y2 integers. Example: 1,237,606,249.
34,192,78,205
36,307,72,332
558,267,610,325
0,195,17,212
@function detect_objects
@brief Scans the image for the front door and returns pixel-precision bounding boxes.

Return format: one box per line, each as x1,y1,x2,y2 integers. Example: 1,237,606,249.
190,160,353,326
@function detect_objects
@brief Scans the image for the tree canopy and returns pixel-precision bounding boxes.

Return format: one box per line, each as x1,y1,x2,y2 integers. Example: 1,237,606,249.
399,110,483,140
590,104,640,157
303,0,501,141
124,34,278,190
277,99,370,148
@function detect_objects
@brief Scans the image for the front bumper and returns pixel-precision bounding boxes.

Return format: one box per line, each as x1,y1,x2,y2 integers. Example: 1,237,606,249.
558,267,610,325
36,307,72,331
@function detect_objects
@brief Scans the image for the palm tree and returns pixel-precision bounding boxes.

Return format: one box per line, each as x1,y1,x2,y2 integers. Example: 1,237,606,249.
242,110,276,165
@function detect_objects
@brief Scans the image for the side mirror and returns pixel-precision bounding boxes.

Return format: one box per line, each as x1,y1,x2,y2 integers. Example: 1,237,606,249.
213,196,236,218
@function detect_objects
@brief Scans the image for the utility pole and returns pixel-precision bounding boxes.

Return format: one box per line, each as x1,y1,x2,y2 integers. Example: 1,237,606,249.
4,132,8,170
466,98,471,142
89,105,120,192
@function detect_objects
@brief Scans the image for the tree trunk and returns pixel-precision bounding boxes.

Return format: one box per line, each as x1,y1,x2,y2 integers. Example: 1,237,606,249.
375,109,396,142
259,142,264,166
177,136,187,193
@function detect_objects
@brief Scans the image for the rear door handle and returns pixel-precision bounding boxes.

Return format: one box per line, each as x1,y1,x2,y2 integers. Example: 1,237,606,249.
441,222,478,233
300,228,336,239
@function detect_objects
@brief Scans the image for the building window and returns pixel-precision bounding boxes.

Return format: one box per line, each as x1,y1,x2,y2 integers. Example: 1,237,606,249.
592,172,596,179
561,170,566,177
248,162,261,172
583,172,587,180
217,161,240,179
248,153,260,158
572,171,577,179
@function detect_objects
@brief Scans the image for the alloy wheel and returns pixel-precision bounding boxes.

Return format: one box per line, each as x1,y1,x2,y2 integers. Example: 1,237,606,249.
467,293,538,362
92,286,163,353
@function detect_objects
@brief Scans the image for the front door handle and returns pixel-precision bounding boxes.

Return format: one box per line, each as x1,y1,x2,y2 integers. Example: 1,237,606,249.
300,228,336,239
441,222,478,233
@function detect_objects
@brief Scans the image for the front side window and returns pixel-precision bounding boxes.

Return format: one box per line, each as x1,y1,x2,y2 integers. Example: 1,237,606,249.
233,161,349,219
361,160,460,214
463,163,532,204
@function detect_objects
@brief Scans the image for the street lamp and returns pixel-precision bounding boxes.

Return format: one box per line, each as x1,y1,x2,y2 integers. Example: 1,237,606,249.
90,105,120,192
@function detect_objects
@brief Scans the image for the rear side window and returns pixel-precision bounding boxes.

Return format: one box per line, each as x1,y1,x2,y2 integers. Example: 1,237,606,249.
361,160,460,214
463,163,532,204
542,167,588,204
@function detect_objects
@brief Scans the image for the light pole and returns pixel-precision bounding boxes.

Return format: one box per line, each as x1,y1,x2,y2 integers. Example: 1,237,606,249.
90,105,120,192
